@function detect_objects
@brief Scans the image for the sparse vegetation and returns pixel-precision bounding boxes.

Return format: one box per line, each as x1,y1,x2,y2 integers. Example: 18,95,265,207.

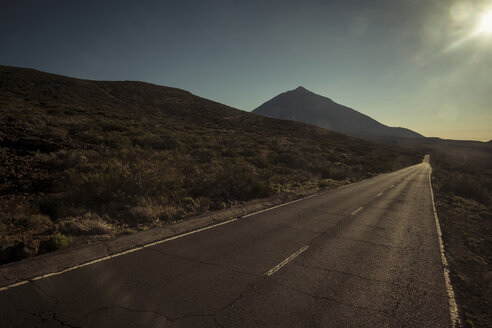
123,228,138,235
40,233,68,253
431,147,492,327
0,65,421,264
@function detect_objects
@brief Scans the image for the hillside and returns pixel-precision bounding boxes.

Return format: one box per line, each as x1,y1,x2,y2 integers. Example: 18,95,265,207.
0,65,421,263
252,86,423,139
430,144,491,327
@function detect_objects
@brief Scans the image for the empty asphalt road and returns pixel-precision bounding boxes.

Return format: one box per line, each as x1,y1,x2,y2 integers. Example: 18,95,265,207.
0,156,456,327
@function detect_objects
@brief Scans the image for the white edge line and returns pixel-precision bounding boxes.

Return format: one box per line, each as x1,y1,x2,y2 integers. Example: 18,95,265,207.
265,245,309,276
248,163,421,219
350,207,363,216
335,179,364,190
0,218,238,292
429,167,461,328
0,280,28,292
245,164,417,220
242,194,317,218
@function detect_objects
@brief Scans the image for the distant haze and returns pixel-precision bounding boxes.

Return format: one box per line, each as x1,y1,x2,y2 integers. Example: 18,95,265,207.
1,0,490,141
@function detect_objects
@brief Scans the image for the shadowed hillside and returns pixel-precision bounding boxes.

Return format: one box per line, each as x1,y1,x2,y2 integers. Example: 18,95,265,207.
253,86,423,139
0,65,421,263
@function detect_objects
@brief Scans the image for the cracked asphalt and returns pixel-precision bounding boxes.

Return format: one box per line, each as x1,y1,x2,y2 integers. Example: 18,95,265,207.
0,158,452,327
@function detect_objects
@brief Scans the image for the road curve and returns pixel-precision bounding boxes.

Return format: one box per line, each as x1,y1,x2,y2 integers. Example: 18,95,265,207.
0,156,454,327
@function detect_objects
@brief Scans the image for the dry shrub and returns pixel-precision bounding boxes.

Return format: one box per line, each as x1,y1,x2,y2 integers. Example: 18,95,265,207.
0,195,41,227
325,167,350,180
442,173,491,205
25,214,52,228
60,212,114,236
129,197,168,223
318,178,344,189
39,233,68,253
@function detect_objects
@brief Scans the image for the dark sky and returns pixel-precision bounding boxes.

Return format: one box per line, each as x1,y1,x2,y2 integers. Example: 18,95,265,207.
1,0,491,140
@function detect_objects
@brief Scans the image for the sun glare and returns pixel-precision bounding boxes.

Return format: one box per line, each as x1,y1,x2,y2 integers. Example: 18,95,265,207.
479,9,492,33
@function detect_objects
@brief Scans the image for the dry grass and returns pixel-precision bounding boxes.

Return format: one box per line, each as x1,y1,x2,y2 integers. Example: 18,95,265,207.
431,149,492,327
60,213,115,236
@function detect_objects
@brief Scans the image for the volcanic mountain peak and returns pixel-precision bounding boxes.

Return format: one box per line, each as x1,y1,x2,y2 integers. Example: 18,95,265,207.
293,86,310,92
252,87,423,140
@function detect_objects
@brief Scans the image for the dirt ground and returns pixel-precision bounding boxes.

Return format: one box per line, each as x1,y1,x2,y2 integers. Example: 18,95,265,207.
432,174,492,327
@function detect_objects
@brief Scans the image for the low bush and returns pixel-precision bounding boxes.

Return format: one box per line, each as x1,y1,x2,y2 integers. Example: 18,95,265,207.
40,233,68,253
60,213,114,235
442,173,490,205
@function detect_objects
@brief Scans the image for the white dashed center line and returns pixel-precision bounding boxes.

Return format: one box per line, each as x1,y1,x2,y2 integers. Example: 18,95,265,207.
265,245,309,276
350,207,363,216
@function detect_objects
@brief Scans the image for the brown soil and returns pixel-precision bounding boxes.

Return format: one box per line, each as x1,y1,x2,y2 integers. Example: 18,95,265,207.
431,149,492,328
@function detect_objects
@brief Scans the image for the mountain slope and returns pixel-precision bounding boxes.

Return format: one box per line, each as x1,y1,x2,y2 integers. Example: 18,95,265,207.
0,65,421,263
252,86,423,139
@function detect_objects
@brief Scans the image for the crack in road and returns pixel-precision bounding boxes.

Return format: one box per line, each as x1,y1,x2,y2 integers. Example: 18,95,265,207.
271,279,397,319
172,283,256,327
30,280,81,328
53,312,81,328
386,269,419,328
269,278,430,327
19,310,56,327
73,304,174,326
116,304,174,323
211,282,256,327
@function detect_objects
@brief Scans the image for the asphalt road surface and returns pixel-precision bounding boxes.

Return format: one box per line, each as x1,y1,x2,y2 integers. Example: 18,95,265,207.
0,156,454,327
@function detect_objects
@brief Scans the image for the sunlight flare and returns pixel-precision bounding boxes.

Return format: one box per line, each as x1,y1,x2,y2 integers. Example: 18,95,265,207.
479,9,492,33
